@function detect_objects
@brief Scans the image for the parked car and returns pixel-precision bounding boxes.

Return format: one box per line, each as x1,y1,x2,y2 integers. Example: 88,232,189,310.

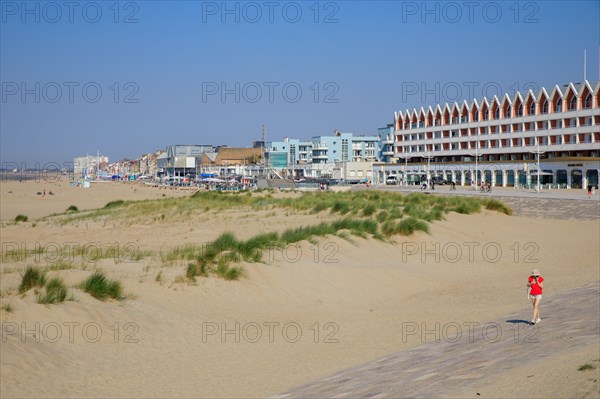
431,176,447,185
386,175,398,185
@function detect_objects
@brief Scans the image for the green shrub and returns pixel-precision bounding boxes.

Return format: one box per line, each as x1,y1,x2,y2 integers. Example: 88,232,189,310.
15,214,28,223
19,266,47,293
104,200,125,209
397,217,430,235
238,232,278,261
38,278,68,304
376,210,389,223
362,204,376,216
331,201,350,215
483,199,513,215
1,303,14,313
66,205,79,212
215,260,242,280
186,263,198,282
81,272,122,301
578,363,596,371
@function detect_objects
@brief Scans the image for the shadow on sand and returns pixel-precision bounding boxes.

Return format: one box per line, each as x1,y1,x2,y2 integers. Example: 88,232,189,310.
506,319,533,324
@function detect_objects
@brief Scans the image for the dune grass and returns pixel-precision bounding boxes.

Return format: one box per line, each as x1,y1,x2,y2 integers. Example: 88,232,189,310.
81,272,123,301
38,277,69,304
104,200,125,209
32,190,511,282
1,303,14,313
19,266,47,293
163,191,511,280
482,198,513,215
47,188,511,227
578,363,596,371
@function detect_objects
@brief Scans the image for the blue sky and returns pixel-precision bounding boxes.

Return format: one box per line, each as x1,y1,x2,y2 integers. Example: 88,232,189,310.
1,0,598,166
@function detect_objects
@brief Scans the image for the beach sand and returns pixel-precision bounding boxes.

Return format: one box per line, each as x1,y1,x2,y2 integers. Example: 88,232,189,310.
1,180,598,398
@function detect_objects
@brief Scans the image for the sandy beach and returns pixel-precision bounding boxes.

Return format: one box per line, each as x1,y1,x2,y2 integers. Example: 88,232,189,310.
1,180,599,398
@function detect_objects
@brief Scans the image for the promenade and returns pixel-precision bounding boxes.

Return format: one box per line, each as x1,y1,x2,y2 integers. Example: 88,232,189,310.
367,185,600,221
276,283,600,398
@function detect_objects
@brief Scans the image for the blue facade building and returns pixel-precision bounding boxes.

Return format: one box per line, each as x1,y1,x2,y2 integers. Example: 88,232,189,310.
266,131,381,168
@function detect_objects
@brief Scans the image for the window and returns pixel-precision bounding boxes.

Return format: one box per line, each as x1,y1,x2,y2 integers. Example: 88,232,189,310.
516,104,523,116
505,106,511,118
555,99,562,112
584,94,592,109
569,96,577,111
473,112,479,122
529,102,535,115
494,108,500,120
541,100,548,114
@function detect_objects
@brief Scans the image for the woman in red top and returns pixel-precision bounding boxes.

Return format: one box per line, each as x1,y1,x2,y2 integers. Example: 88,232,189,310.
527,269,544,324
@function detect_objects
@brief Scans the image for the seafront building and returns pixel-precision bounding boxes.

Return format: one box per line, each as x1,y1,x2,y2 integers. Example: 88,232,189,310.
156,144,215,177
73,155,109,178
266,131,382,167
374,80,600,188
377,124,396,163
264,131,383,181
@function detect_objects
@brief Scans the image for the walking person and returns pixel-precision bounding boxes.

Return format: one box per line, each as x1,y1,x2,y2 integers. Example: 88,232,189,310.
588,184,593,199
527,269,544,324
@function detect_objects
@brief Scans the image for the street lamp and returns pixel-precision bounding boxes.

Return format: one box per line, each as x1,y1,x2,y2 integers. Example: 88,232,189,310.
529,138,546,193
467,140,482,187
398,154,412,186
425,146,434,187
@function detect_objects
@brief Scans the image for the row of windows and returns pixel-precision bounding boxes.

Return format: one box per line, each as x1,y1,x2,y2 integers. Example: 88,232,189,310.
396,151,599,164
400,93,596,130
400,133,597,153
401,117,596,141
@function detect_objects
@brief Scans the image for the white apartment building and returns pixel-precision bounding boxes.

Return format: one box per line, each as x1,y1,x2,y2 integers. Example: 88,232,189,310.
73,155,109,178
377,81,600,188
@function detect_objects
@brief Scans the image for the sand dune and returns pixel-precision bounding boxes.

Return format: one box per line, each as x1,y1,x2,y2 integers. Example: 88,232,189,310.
1,181,598,398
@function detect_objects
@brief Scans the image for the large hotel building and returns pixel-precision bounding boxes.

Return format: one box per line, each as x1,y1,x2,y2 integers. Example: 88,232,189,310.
377,80,600,188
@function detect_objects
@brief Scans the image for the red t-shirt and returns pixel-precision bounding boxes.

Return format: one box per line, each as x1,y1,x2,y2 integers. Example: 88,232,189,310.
528,276,544,295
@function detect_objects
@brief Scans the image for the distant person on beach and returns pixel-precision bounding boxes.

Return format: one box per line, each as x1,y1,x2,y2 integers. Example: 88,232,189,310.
527,269,544,324
588,184,593,198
